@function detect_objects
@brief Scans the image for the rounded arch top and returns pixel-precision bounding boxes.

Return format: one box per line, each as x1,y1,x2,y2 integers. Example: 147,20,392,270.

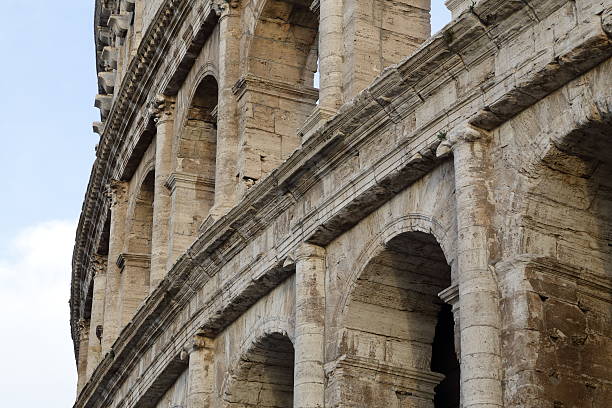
242,0,319,87
335,214,455,331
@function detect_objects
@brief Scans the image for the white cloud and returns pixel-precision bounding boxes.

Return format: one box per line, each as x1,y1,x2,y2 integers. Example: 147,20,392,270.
0,220,78,407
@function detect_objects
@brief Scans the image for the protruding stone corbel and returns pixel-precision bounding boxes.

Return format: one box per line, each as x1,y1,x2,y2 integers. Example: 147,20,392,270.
120,0,136,12
93,121,105,135
435,124,489,158
95,94,113,119
105,179,128,207
98,71,116,94
108,13,131,39
101,46,118,70
148,94,176,125
97,26,112,48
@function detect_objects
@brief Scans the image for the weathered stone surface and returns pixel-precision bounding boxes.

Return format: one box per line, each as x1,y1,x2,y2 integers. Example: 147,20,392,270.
72,0,611,407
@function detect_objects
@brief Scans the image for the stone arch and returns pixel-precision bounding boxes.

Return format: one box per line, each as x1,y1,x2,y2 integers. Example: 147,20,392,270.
494,79,612,407
223,326,295,408
245,0,319,87
235,0,319,193
117,168,155,327
333,218,459,408
126,168,155,257
175,74,219,220
336,214,455,323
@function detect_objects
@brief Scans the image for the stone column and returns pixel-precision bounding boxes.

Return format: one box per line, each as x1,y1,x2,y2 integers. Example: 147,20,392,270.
211,0,241,219
185,332,216,408
149,95,175,291
318,0,344,113
440,125,503,408
76,319,91,394
294,243,326,408
102,180,129,354
86,255,107,379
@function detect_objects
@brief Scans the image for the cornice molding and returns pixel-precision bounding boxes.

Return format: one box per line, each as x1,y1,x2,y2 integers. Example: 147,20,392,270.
165,172,215,194
232,73,319,103
117,252,151,271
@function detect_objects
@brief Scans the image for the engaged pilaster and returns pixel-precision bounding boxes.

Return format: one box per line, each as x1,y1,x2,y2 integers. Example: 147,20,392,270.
102,180,129,354
76,319,91,394
211,0,241,219
185,332,216,408
86,255,107,379
294,243,326,408
149,95,175,290
440,125,503,408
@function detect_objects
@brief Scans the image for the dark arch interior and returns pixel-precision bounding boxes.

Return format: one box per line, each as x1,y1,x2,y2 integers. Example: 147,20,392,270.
431,303,460,408
224,333,295,407
343,231,460,407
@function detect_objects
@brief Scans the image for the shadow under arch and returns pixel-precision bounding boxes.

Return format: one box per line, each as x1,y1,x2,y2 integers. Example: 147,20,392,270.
223,326,295,408
333,217,459,408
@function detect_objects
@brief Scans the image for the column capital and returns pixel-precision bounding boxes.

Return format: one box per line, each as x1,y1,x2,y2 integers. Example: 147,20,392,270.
77,319,91,340
213,0,240,18
91,254,108,277
148,94,176,124
436,124,489,158
294,242,326,262
439,283,459,307
183,331,214,356
105,179,128,207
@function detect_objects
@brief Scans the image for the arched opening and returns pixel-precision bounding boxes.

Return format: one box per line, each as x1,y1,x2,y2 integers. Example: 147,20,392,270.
224,332,295,407
186,75,218,208
128,170,154,259
249,0,318,88
119,170,154,325
236,0,319,193
175,75,218,221
340,232,459,407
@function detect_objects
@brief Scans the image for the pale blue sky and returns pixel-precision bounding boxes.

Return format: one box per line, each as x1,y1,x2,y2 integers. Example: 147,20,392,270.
0,1,450,406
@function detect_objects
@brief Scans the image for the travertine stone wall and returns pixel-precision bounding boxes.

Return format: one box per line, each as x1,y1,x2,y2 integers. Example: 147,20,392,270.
153,369,188,408
489,57,612,407
74,0,612,407
237,0,319,197
341,0,431,100
85,255,107,379
100,180,128,355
